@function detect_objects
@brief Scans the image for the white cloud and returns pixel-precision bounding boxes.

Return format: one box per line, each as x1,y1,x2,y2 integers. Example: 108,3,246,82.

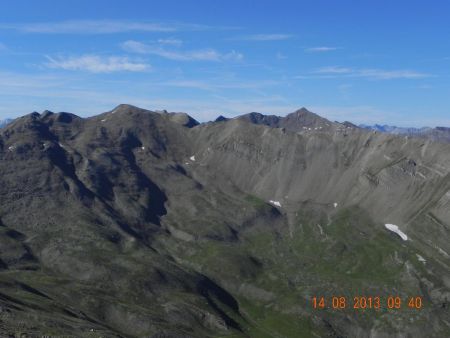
222,50,244,61
356,69,430,79
162,79,279,90
121,40,151,54
154,48,221,61
121,40,243,61
157,38,183,46
231,34,292,41
45,55,150,73
305,46,338,52
0,20,208,34
314,66,430,79
316,66,352,74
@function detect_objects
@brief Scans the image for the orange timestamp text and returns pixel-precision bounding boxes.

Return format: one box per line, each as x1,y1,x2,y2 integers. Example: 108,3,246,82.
311,296,423,310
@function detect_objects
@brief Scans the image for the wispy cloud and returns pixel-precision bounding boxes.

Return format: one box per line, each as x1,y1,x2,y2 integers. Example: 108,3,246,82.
0,20,208,34
312,66,431,80
0,42,8,51
316,66,352,74
121,40,151,54
157,38,183,46
305,46,338,52
162,79,280,91
230,34,292,41
45,55,150,73
121,40,243,61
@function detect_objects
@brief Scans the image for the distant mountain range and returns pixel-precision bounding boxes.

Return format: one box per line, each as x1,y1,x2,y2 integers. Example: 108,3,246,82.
0,118,12,128
360,124,450,143
3,112,450,143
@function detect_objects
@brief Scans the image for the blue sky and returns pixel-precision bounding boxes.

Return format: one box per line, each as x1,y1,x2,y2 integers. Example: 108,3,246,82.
0,0,449,126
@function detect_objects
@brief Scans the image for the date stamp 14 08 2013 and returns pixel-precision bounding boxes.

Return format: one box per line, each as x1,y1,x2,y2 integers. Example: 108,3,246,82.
311,296,423,310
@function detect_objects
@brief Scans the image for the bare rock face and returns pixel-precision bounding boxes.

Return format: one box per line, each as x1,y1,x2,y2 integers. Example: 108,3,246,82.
0,105,449,337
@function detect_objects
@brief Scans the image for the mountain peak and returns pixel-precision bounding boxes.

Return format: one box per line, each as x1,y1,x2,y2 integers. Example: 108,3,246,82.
230,107,336,132
215,115,229,122
289,107,320,118
166,111,199,128
294,107,313,114
281,107,333,130
110,103,149,115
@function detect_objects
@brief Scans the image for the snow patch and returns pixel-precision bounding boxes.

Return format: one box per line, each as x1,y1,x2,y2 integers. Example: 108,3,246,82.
385,224,408,241
417,172,426,179
269,200,282,207
317,224,324,235
416,254,426,263
7,145,15,151
141,146,145,150
333,202,338,208
190,155,195,161
101,119,106,122
437,247,450,258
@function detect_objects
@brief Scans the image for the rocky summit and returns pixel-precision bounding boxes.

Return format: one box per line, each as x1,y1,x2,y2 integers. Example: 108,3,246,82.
0,104,450,337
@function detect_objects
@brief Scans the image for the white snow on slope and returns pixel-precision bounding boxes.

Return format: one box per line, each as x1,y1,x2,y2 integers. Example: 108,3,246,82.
333,202,338,208
416,254,426,263
385,224,408,241
437,247,450,258
190,155,195,161
417,172,427,179
317,224,324,235
269,200,282,207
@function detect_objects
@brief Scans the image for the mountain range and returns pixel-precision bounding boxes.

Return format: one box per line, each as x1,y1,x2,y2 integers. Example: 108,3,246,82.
360,124,450,143
0,118,12,129
0,105,449,337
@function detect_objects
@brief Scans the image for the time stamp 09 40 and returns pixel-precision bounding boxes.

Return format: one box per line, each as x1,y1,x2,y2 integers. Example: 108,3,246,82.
311,296,423,310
